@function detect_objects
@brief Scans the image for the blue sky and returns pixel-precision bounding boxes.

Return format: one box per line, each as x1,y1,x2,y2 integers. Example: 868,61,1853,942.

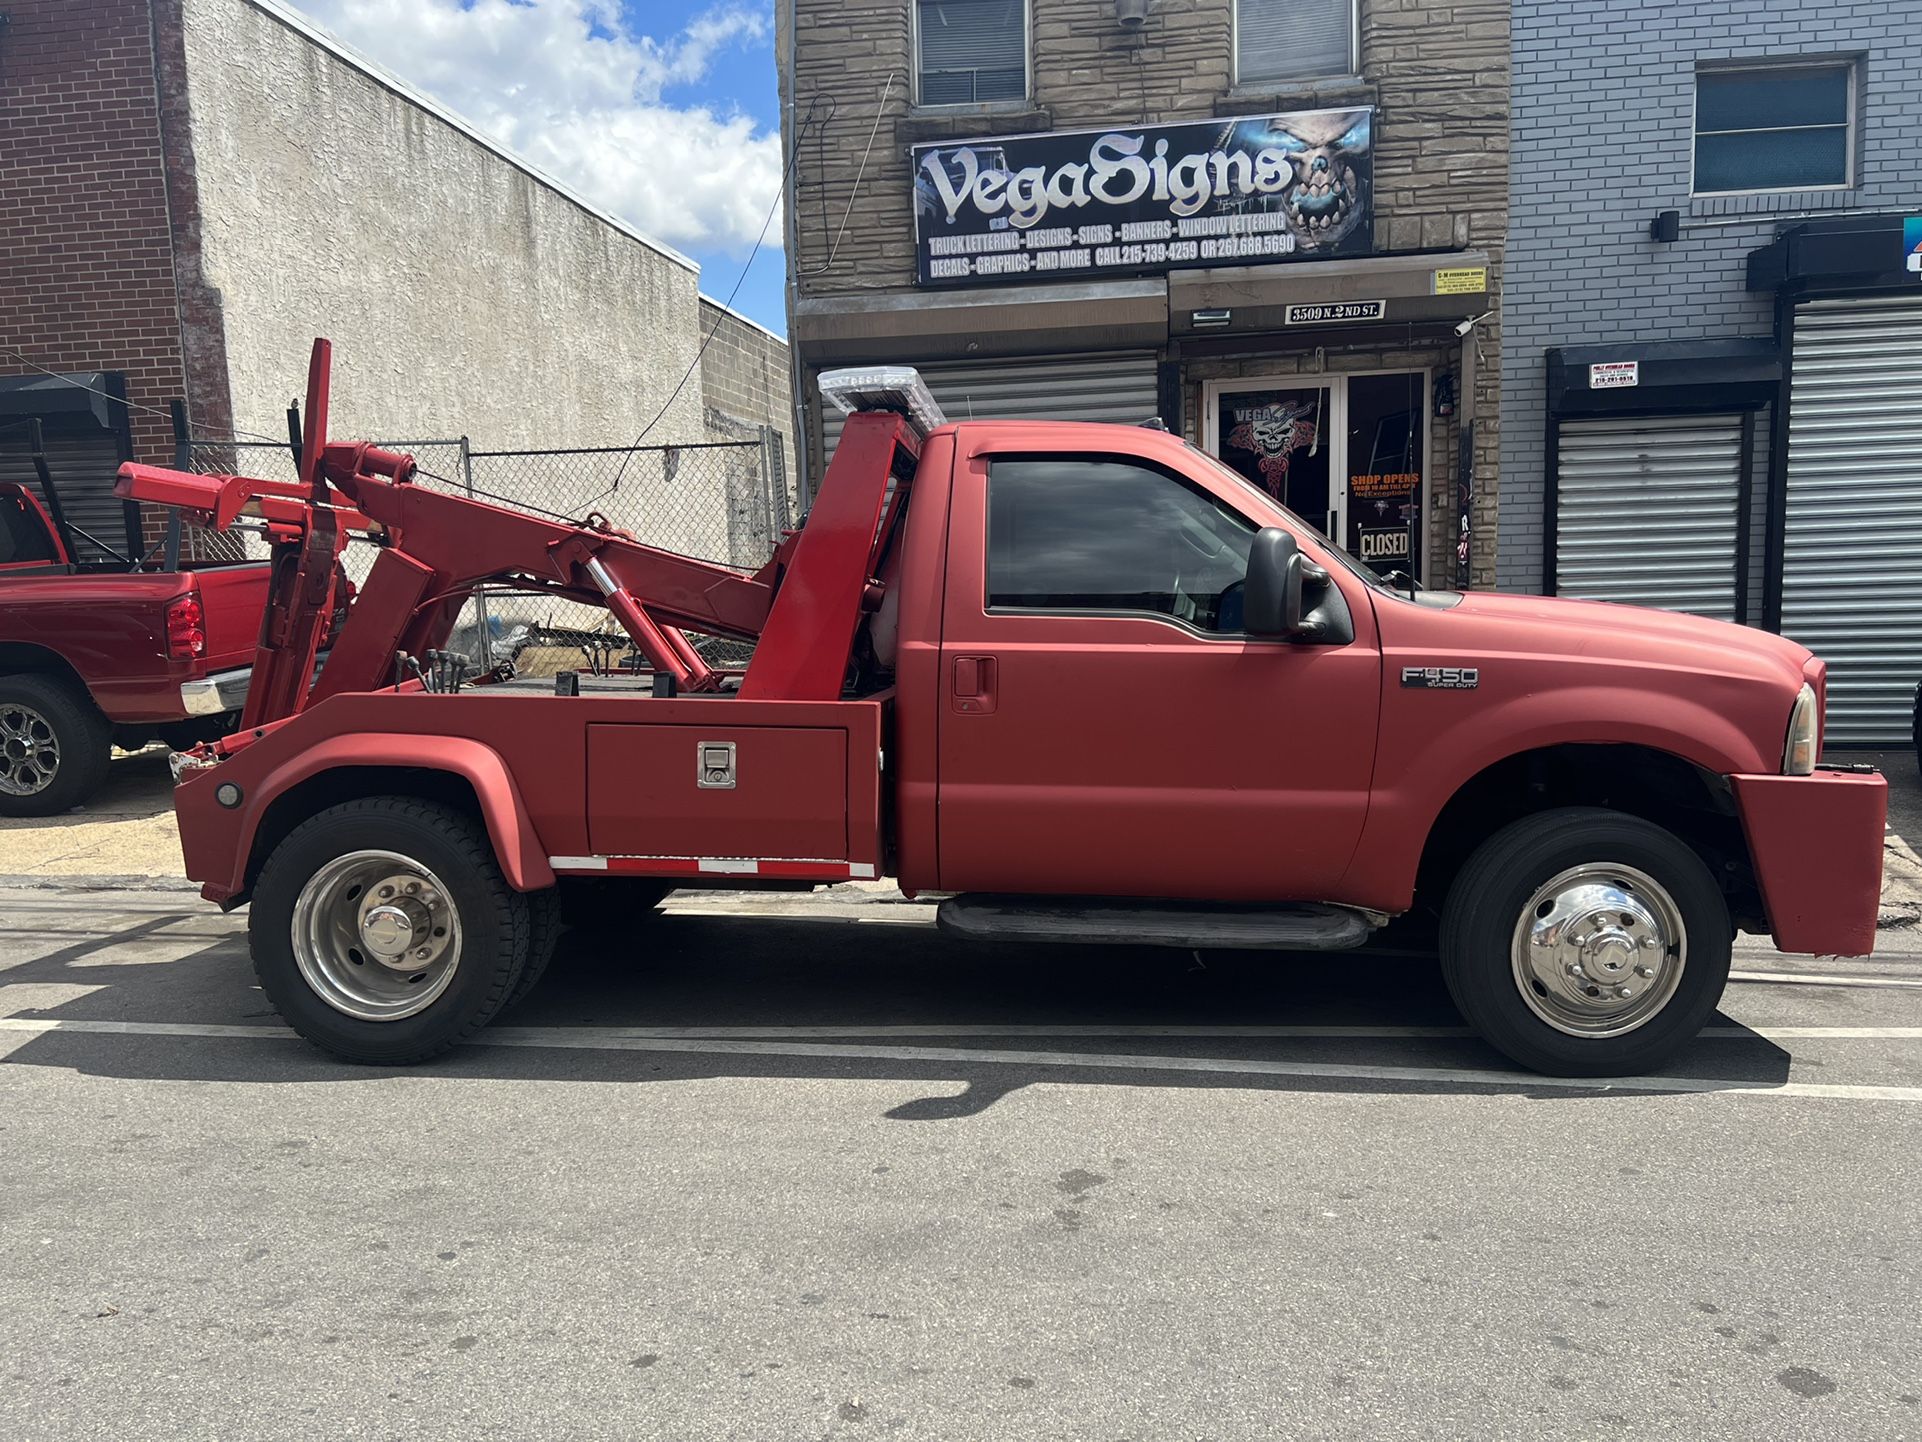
287,0,789,334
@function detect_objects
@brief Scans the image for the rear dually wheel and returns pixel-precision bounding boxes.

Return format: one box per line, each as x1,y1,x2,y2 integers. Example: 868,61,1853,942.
250,797,533,1064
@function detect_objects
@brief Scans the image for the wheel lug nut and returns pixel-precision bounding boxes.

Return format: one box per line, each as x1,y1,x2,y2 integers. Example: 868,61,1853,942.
1616,985,1634,999
378,886,394,898
1635,964,1655,978
1565,961,1586,979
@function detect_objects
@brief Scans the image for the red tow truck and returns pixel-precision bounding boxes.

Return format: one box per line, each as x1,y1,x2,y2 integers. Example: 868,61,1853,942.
119,341,1885,1077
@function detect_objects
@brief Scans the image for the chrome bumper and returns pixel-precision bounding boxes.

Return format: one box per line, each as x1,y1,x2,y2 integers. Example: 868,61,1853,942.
179,666,251,718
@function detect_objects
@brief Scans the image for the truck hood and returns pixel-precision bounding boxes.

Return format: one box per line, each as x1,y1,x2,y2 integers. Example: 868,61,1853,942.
1434,590,1814,689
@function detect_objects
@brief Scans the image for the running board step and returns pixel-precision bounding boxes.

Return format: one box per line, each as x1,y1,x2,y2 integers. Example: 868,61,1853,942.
935,896,1374,951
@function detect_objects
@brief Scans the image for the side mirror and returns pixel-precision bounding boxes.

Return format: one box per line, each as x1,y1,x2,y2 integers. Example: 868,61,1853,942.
1243,526,1308,637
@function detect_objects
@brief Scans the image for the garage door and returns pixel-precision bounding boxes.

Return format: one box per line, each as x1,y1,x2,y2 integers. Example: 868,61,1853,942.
1554,414,1744,621
0,416,136,564
1780,294,1922,744
820,352,1160,465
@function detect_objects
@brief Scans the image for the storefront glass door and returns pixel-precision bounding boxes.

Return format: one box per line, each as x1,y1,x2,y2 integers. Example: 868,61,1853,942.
1208,373,1426,583
1343,372,1425,581
1211,382,1340,540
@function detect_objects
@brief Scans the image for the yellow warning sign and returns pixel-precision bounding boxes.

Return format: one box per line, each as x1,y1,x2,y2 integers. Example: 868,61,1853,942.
1432,266,1487,296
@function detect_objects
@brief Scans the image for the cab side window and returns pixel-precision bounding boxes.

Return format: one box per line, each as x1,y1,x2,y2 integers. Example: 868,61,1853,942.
986,458,1257,633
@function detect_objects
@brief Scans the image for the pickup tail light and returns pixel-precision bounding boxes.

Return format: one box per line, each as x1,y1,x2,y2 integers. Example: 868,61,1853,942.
165,594,206,660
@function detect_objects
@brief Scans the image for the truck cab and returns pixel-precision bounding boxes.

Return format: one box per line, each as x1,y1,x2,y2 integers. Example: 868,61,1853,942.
121,345,1886,1078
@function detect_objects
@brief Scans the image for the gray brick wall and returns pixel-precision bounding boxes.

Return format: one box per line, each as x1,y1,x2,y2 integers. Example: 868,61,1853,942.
1499,0,1922,592
698,297,792,450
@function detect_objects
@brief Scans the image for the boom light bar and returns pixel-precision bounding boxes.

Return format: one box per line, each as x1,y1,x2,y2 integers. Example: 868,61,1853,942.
818,366,947,441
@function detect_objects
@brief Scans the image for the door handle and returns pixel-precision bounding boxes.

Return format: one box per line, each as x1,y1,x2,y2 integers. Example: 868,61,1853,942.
951,654,998,715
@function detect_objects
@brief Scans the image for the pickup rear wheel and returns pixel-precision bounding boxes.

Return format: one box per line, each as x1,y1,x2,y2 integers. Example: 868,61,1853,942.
1440,807,1731,1077
0,674,111,818
250,797,532,1064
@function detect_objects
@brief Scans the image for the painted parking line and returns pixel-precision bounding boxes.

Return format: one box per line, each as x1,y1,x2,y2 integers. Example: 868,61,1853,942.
1729,970,1922,990
3,1016,1921,1102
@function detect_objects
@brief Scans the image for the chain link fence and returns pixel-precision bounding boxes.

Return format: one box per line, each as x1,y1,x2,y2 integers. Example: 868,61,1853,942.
181,429,790,680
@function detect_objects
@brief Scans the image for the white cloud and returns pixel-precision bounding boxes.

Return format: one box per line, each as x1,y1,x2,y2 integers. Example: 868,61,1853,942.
287,0,783,256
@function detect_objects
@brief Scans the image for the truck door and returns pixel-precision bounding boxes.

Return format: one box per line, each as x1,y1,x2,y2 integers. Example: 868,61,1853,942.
935,447,1382,902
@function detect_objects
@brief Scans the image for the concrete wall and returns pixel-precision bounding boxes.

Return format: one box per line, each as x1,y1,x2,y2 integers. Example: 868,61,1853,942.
177,0,709,451
696,296,797,560
1499,0,1922,591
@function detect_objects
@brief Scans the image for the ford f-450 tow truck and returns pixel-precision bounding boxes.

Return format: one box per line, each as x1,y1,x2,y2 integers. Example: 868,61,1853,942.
117,342,1886,1077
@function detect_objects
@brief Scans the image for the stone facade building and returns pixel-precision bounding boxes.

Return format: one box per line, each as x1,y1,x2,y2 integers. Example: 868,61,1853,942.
1500,0,1922,742
0,0,791,563
778,0,1508,586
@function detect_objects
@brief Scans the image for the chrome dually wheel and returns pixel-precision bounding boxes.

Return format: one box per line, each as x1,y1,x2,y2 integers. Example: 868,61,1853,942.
291,850,463,1021
1511,863,1685,1038
1440,807,1731,1077
251,796,538,1064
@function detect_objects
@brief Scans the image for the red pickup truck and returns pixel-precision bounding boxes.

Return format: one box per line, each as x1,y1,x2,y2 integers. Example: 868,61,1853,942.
119,344,1887,1078
0,468,268,816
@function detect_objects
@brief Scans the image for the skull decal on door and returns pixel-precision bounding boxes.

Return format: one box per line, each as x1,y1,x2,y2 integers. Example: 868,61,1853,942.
1227,402,1319,497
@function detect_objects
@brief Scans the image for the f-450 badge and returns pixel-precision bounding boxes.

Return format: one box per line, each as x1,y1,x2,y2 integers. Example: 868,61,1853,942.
1402,666,1479,690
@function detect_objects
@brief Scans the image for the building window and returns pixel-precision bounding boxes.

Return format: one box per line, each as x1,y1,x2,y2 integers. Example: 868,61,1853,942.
1236,0,1355,87
1694,62,1854,194
987,459,1256,633
915,0,1028,106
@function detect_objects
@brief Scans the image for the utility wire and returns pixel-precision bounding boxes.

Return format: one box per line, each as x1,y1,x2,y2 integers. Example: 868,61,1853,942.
593,101,817,505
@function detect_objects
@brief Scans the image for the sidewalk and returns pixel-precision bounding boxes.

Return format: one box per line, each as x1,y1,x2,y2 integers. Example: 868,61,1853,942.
5,745,1919,928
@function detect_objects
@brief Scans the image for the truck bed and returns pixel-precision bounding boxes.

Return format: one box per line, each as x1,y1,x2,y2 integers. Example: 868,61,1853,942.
178,686,892,899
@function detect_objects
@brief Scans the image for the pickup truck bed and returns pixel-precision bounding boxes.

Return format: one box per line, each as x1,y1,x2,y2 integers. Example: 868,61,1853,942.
0,477,268,814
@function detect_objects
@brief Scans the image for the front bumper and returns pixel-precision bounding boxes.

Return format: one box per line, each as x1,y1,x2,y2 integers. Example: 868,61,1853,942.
1731,767,1886,957
179,666,252,718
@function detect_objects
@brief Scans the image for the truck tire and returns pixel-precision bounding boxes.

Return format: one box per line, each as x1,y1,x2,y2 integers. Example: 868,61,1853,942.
504,886,564,1013
249,797,533,1064
1439,807,1731,1077
0,674,112,818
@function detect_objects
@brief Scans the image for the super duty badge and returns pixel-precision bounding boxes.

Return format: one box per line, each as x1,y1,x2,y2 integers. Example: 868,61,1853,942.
1402,666,1479,690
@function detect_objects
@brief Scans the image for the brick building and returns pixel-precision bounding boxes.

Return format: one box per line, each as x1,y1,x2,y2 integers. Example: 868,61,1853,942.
777,0,1508,586
1500,0,1922,741
0,0,791,564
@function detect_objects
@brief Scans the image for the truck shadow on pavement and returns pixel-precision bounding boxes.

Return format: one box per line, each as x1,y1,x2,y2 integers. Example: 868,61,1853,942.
0,905,1796,1108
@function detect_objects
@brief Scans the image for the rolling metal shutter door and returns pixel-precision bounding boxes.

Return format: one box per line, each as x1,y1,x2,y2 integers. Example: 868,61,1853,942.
1554,414,1742,621
1781,294,1922,744
0,418,134,564
821,352,1160,463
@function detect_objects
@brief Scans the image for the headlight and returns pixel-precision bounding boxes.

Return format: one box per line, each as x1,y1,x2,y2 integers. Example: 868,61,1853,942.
1782,683,1818,775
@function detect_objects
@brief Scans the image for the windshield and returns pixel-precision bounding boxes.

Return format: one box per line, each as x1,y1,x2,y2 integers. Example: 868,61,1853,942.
1181,440,1400,594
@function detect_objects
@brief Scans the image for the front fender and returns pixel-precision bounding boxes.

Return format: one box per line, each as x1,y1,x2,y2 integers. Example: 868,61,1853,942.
182,732,554,903
1342,682,1781,913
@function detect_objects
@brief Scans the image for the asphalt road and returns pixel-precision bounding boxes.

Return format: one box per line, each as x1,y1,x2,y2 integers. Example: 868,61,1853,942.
1,885,1918,1441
